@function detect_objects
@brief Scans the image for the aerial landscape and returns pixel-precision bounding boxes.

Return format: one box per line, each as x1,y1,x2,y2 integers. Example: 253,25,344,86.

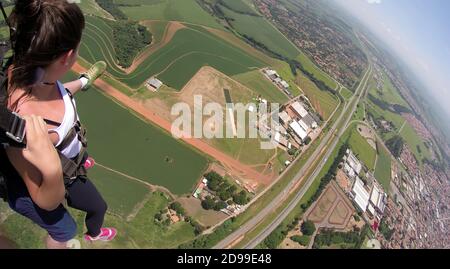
0,0,448,250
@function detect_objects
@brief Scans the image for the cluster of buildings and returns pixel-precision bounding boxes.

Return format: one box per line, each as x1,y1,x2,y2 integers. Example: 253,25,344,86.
192,177,244,216
276,100,320,149
385,145,450,248
262,68,293,97
339,149,387,224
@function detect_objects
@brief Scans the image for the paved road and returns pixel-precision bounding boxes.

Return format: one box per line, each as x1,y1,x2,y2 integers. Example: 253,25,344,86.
242,65,372,249
213,65,372,249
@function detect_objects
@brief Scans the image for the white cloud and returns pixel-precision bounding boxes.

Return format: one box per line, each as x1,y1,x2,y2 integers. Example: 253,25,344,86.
367,0,382,4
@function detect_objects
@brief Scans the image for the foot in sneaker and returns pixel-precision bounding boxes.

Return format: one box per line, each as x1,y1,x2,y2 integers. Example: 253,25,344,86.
84,157,95,170
84,228,117,242
79,61,107,91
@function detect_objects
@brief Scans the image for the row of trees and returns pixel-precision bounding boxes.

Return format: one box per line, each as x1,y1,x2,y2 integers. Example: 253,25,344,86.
108,20,152,68
300,143,349,211
312,225,369,249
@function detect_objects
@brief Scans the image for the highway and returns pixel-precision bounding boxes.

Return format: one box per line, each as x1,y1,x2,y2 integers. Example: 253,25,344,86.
213,64,372,249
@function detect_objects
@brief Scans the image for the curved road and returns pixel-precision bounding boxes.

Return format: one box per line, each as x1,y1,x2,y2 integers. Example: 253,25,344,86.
213,64,372,249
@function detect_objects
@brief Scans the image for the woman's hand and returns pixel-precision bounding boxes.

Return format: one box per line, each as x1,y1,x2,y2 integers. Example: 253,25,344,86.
22,115,62,177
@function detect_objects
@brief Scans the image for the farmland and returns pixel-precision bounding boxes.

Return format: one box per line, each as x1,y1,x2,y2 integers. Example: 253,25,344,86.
220,4,300,59
232,70,289,104
87,166,150,217
64,72,208,196
80,17,265,90
117,0,223,29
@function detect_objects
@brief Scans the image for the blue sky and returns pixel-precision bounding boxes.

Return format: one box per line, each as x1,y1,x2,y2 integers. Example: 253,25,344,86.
333,0,450,117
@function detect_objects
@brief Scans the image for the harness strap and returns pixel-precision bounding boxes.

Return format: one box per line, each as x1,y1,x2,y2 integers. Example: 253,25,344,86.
59,147,88,186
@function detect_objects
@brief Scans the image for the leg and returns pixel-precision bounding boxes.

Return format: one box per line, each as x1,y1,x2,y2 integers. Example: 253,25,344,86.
7,196,77,249
66,178,108,237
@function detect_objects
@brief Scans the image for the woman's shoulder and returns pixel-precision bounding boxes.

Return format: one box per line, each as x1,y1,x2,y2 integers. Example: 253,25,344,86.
7,87,33,114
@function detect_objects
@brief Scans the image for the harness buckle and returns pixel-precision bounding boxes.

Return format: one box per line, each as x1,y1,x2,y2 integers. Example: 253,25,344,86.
6,112,26,144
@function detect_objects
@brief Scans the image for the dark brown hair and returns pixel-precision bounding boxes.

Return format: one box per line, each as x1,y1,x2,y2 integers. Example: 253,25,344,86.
8,0,85,90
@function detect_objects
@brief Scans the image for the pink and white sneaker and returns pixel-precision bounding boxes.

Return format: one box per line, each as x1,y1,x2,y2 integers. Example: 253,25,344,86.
84,157,96,170
84,228,117,242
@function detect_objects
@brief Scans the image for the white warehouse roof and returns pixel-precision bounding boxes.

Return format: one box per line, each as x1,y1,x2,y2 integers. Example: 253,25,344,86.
291,102,309,118
290,121,308,141
352,177,370,212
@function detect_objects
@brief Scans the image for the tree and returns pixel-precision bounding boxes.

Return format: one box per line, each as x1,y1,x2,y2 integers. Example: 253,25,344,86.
288,148,297,156
201,197,215,210
303,136,312,145
219,190,232,201
301,220,316,236
233,190,249,205
169,202,185,216
291,235,310,246
214,201,228,211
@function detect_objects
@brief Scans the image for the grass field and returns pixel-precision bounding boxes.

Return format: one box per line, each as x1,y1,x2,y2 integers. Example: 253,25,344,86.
78,0,114,19
399,123,432,164
369,71,410,108
87,166,150,217
352,102,365,121
80,18,265,90
348,126,376,170
366,93,431,165
221,0,259,15
375,146,392,193
64,72,208,195
232,70,289,104
141,20,168,44
118,0,223,29
296,53,337,90
220,5,300,59
295,71,339,120
341,87,354,100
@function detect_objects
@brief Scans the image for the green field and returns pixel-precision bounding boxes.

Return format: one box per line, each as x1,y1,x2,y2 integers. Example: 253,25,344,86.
64,72,208,195
87,166,150,217
348,127,376,170
118,0,223,29
369,71,410,108
296,53,337,90
375,146,392,192
296,71,338,120
399,123,432,164
141,20,168,44
220,4,300,59
352,102,365,121
78,0,114,19
80,17,265,90
232,70,289,104
341,87,354,100
221,0,259,15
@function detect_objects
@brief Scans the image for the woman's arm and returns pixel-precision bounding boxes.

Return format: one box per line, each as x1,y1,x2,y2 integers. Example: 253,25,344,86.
63,79,83,95
6,115,65,211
